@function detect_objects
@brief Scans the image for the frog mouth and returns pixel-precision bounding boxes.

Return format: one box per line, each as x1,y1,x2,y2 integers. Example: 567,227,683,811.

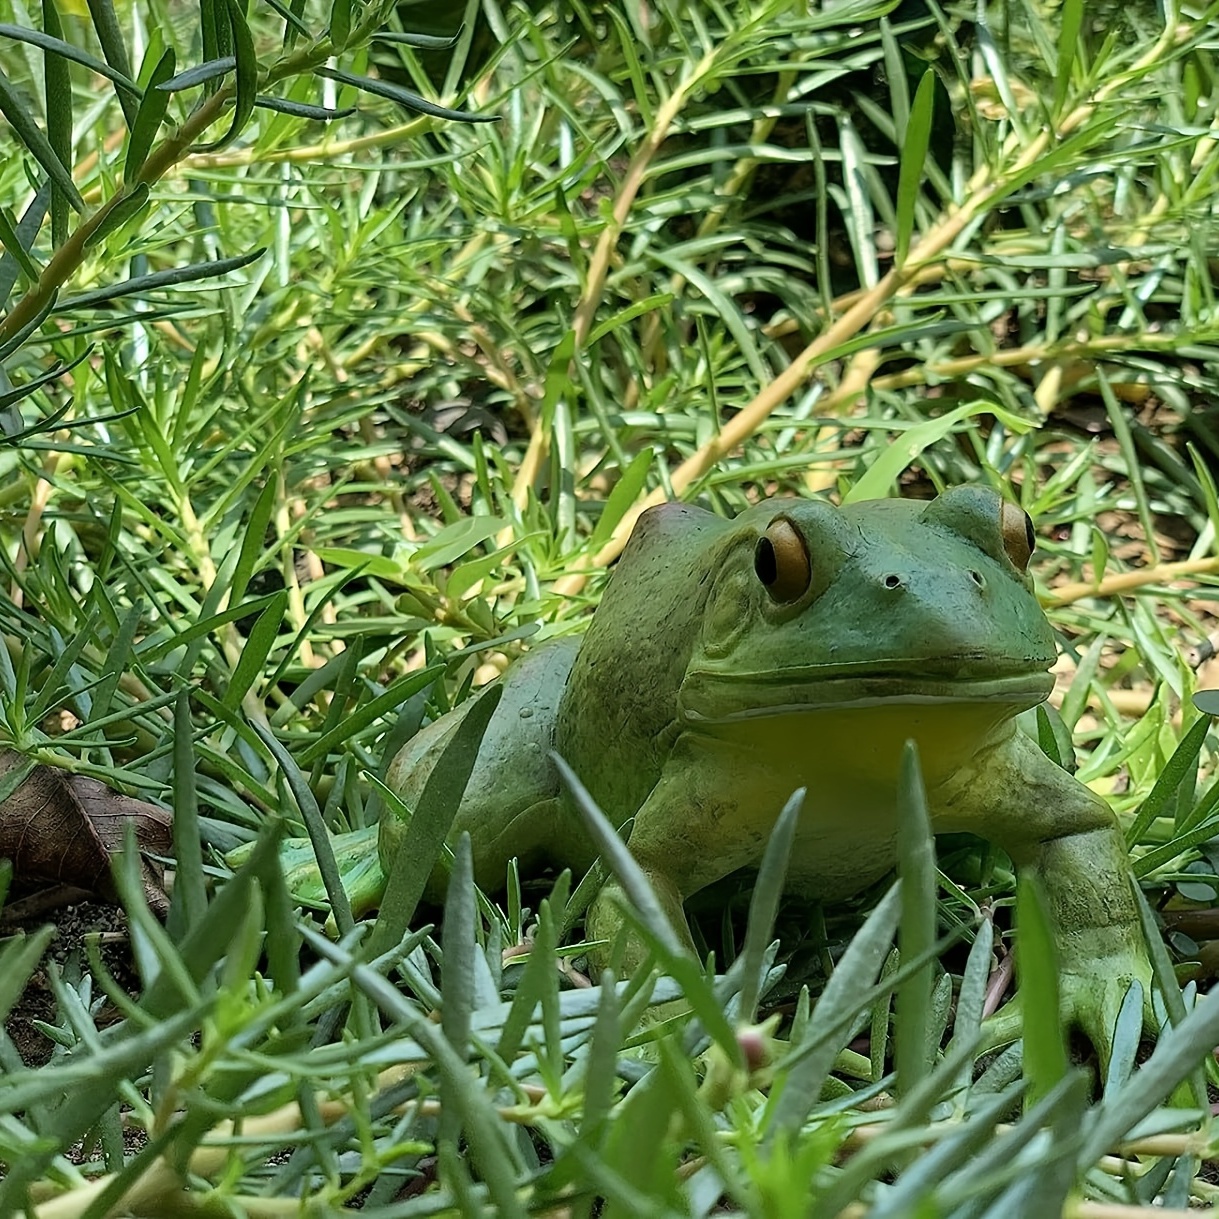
678,661,1054,722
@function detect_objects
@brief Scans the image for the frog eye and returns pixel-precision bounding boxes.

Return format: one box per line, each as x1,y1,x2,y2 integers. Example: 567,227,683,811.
1001,501,1036,571
754,518,812,603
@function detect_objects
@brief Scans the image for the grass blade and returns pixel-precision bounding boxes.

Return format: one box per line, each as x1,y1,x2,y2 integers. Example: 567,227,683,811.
367,683,503,958
736,788,802,1024
124,47,175,181
316,66,499,123
58,248,265,311
1053,0,1085,117
0,22,139,99
83,0,138,123
895,68,935,265
0,65,84,214
1015,876,1067,1104
895,741,936,1093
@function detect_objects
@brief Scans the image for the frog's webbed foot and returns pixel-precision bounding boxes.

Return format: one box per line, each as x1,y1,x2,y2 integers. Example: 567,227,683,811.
226,823,386,924
1059,953,1157,1073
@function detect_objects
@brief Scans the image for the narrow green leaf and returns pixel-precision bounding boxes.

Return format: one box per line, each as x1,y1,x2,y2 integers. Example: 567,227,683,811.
837,113,876,289
947,915,993,1084
58,248,265,311
302,929,527,1218
316,67,499,123
253,96,355,119
368,684,504,958
0,23,139,99
1015,876,1067,1104
251,721,354,937
496,890,559,1064
124,48,175,181
90,600,142,720
0,349,88,413
167,688,208,939
193,0,255,151
767,884,902,1136
934,1072,1085,1213
811,1035,984,1219
736,788,802,1024
229,479,276,608
0,192,46,295
372,27,462,48
328,0,352,50
0,926,55,1025
0,1004,201,1118
297,664,444,764
0,66,84,213
1080,985,1219,1166
868,1083,1022,1219
895,741,936,1094
895,69,935,265
83,0,138,123
85,183,151,247
1126,712,1210,846
605,3,653,128
157,57,236,92
135,590,280,663
880,19,909,137
251,821,302,998
589,448,653,552
219,881,266,997
440,832,475,1073
223,590,287,709
844,400,1033,503
579,970,620,1141
26,615,97,724
1053,0,1085,116
552,752,685,961
585,293,674,348
200,0,224,69
1132,811,1219,878
1101,980,1144,1097
412,514,508,571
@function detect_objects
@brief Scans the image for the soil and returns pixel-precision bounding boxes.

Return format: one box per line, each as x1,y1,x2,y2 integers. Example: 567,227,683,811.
3,895,139,1069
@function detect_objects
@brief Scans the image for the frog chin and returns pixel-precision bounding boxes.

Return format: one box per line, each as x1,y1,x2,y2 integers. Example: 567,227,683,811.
677,667,1054,724
676,670,1054,786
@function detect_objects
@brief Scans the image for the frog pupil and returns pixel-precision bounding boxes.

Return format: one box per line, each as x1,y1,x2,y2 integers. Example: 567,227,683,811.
754,538,777,585
1024,514,1035,555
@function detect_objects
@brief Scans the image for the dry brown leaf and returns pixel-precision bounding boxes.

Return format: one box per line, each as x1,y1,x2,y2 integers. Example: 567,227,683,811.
0,749,172,915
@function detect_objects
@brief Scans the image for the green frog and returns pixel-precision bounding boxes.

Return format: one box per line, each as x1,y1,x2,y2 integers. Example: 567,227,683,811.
261,486,1154,1057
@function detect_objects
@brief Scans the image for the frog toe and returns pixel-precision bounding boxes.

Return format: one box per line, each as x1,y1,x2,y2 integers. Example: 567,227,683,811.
1060,959,1155,1075
228,824,386,923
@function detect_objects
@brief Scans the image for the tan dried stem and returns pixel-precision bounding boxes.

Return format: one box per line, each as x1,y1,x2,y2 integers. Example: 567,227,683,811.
548,19,1182,596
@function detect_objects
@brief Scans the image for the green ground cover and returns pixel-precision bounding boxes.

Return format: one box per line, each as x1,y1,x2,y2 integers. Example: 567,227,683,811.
2,0,1219,1213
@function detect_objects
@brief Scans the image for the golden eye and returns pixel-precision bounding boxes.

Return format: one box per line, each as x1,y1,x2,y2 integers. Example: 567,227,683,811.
1001,501,1035,571
754,518,812,603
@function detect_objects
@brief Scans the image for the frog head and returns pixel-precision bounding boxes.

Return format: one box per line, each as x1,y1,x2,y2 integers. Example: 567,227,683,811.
677,486,1057,773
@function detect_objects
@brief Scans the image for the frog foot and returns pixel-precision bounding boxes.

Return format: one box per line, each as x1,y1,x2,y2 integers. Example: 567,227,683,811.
226,824,387,922
1059,955,1157,1071
977,956,1157,1081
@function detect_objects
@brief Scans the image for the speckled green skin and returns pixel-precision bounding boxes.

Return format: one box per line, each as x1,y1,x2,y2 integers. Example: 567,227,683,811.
367,487,1150,1055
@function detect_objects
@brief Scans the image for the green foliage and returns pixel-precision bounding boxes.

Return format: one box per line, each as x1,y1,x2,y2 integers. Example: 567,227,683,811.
2,0,1219,1212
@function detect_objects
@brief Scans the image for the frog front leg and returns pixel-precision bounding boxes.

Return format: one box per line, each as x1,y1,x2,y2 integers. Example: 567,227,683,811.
934,728,1155,1065
582,738,761,973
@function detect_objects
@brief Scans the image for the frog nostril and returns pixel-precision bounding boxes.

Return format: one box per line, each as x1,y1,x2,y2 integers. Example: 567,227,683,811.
969,570,985,588
883,573,904,591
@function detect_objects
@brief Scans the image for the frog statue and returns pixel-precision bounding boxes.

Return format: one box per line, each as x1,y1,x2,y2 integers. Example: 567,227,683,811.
253,485,1155,1060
